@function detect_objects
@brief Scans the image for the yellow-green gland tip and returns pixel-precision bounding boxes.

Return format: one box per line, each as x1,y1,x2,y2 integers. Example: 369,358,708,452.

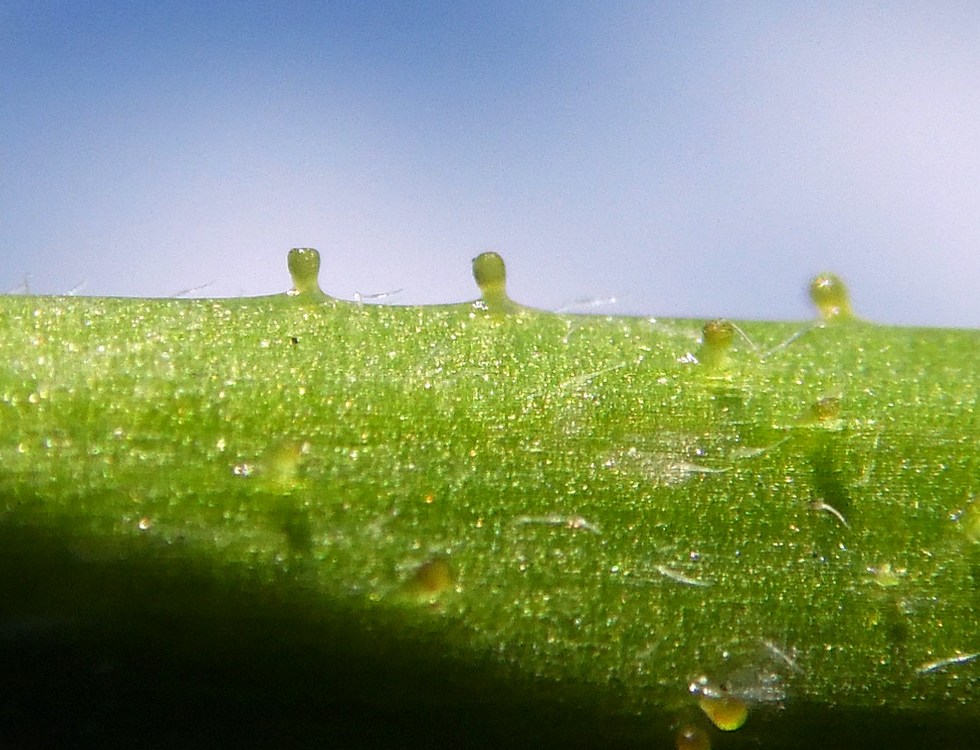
809,272,854,321
472,251,507,290
696,318,736,369
287,247,324,296
702,319,735,350
472,251,517,312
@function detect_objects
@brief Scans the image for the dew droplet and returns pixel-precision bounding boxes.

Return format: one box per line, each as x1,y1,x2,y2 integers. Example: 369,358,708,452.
472,251,519,313
287,247,325,297
809,273,854,321
675,724,711,750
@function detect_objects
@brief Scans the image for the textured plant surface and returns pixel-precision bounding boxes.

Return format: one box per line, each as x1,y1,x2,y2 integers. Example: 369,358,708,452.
0,250,977,748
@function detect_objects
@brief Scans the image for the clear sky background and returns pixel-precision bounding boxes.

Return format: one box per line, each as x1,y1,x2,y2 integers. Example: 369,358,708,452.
2,1,978,326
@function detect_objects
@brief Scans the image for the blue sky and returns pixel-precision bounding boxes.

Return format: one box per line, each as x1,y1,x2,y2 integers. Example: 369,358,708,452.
2,1,979,326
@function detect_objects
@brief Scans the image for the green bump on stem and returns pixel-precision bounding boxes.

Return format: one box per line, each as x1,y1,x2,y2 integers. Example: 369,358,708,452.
675,724,711,750
260,439,309,493
702,319,735,349
472,251,506,289
697,318,735,370
798,394,845,430
809,272,854,321
472,251,518,313
287,247,325,297
399,557,455,603
961,501,980,544
809,395,842,422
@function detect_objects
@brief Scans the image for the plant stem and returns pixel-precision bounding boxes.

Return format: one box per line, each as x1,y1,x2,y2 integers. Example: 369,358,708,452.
1,251,977,747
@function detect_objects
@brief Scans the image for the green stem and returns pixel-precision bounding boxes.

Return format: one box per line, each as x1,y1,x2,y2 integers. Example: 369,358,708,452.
1,251,977,747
